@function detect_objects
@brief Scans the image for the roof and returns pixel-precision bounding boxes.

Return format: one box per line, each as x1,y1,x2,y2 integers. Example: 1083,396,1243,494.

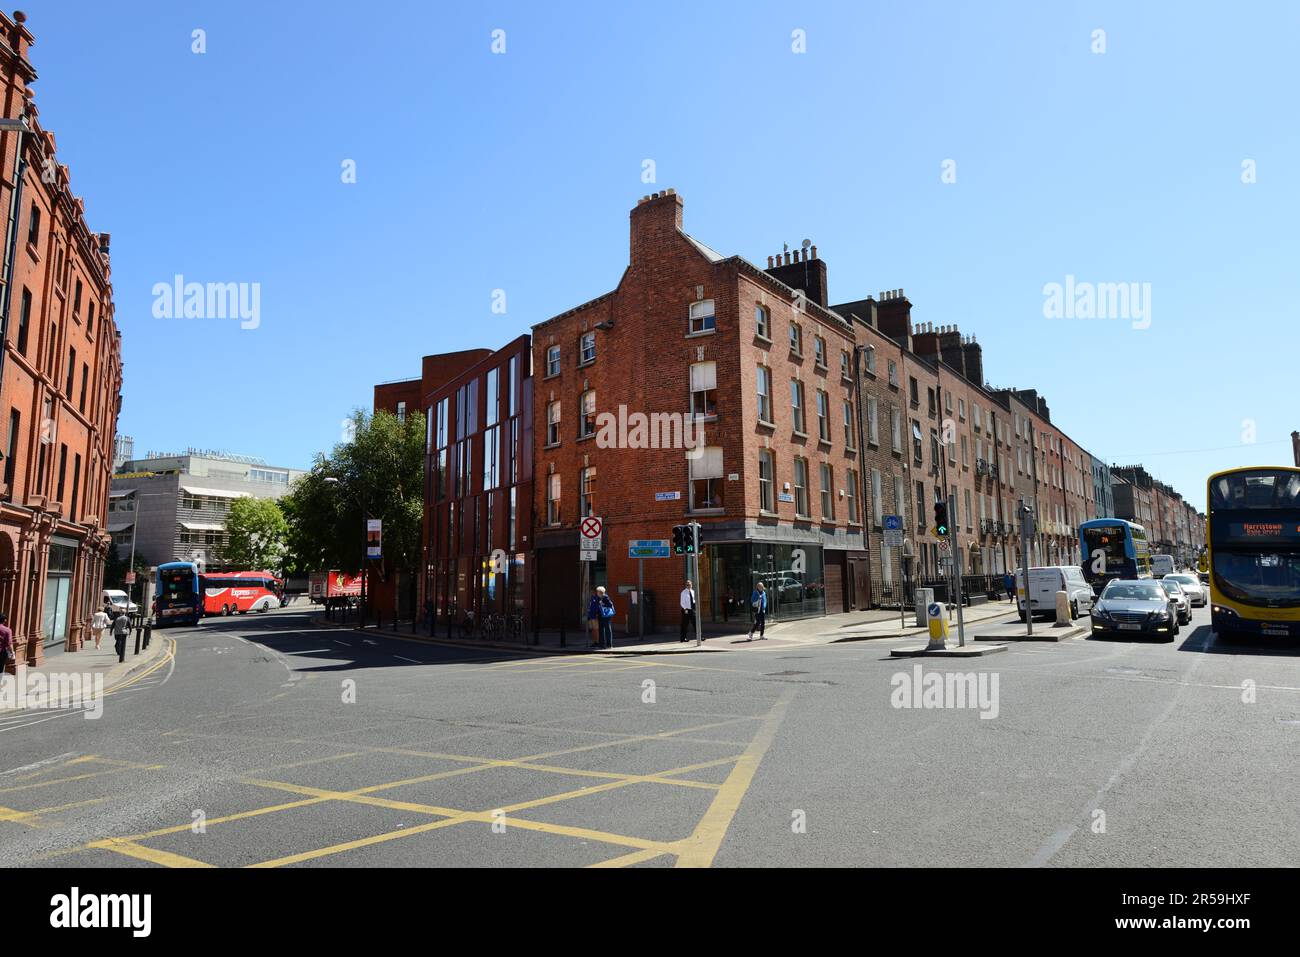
108,489,135,498
180,486,251,498
682,232,725,263
107,520,134,533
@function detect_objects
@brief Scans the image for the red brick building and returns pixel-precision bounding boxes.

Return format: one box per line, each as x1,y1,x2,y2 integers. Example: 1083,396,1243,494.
532,191,867,632
0,11,121,667
374,343,533,626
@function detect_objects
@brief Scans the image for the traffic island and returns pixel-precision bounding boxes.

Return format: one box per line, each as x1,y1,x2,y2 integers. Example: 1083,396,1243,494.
975,623,1087,642
890,643,1009,658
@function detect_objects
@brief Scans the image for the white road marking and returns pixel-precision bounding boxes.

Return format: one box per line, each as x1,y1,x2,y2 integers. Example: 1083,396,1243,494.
394,656,419,664
0,751,80,777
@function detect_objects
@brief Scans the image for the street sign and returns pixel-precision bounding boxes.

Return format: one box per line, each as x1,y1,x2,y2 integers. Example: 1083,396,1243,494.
654,491,681,502
884,529,904,548
629,540,671,558
366,519,382,559
884,515,902,531
580,516,603,543
579,550,597,562
125,571,136,584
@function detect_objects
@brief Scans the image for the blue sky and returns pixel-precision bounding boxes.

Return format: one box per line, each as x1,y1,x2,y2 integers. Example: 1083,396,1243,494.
23,0,1300,510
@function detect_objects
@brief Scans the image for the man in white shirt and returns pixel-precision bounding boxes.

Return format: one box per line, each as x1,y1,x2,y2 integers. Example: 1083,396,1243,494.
679,580,698,643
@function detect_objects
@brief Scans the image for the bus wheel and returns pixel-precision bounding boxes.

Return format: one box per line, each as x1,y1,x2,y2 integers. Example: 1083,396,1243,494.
221,604,230,616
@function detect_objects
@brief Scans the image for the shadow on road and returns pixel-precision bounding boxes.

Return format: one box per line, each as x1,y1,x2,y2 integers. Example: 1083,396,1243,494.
1178,624,1300,657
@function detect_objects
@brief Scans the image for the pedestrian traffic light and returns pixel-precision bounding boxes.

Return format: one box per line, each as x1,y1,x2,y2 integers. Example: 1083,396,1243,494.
684,524,698,555
672,525,686,554
933,501,949,537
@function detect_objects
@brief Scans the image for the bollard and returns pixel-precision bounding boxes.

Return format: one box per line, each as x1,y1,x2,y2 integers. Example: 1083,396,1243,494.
134,622,142,656
446,614,453,640
143,621,152,650
1053,590,1073,628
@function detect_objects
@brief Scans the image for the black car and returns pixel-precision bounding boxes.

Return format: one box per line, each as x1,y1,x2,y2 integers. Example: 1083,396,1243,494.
1090,580,1181,640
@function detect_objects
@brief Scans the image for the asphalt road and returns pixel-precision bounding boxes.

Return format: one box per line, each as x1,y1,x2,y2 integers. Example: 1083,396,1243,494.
2,602,1296,868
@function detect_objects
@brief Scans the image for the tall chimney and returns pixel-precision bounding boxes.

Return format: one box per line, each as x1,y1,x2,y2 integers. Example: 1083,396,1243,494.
629,190,684,265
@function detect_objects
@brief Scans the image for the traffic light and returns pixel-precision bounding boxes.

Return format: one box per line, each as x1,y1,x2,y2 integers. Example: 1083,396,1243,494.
672,524,699,555
933,501,949,537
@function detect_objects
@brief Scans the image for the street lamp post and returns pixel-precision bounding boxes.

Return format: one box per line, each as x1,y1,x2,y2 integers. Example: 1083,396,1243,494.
324,477,369,625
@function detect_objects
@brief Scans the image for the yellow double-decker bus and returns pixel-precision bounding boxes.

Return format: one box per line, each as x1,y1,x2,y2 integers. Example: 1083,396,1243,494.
1206,466,1300,640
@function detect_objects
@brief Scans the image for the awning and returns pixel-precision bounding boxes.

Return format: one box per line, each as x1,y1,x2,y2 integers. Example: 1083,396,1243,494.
109,489,136,498
179,521,225,532
107,521,134,533
180,486,250,498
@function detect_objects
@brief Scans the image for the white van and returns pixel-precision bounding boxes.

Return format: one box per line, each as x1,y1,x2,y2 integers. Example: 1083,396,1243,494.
1150,554,1175,579
1014,566,1094,621
102,589,139,614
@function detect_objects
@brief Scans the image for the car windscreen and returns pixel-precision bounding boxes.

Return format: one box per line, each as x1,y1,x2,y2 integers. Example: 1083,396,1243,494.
1102,583,1164,601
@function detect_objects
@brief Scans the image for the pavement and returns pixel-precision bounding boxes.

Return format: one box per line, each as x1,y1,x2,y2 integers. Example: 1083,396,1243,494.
0,626,173,714
312,600,1024,656
4,601,1297,868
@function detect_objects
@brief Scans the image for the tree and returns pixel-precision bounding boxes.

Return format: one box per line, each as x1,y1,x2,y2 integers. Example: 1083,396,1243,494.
281,408,426,615
224,497,289,571
103,542,149,591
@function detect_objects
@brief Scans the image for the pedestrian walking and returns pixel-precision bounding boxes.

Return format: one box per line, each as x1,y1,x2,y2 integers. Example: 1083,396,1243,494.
1003,571,1015,604
0,613,13,676
91,606,111,650
679,580,698,642
587,586,616,650
111,610,132,658
747,581,768,640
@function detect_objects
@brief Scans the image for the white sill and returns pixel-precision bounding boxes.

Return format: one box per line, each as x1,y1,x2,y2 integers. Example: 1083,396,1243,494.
686,328,716,339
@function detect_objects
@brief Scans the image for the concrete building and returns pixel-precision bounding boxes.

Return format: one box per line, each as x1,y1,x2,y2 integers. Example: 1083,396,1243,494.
112,432,132,471
109,450,305,572
0,11,122,666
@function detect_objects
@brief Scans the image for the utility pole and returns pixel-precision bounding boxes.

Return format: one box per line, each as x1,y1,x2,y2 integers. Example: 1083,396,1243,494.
937,383,966,647
1020,498,1034,637
691,521,702,648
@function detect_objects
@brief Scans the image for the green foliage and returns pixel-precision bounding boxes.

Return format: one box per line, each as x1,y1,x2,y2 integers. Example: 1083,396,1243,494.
103,543,149,590
281,408,426,582
224,496,289,571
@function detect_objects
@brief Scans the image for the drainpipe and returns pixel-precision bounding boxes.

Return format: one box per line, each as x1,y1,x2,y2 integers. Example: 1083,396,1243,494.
0,114,29,453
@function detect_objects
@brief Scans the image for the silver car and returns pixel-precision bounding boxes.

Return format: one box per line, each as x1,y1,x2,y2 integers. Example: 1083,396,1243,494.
1159,578,1192,625
1165,573,1206,607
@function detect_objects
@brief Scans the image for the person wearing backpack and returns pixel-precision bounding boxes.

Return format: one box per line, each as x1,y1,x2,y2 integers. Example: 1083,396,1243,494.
587,586,616,650
0,613,14,675
747,581,768,641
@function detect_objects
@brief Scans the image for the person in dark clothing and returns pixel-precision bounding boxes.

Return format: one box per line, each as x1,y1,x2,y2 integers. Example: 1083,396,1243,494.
587,586,615,649
0,613,14,675
747,582,768,640
1003,571,1016,603
679,580,697,643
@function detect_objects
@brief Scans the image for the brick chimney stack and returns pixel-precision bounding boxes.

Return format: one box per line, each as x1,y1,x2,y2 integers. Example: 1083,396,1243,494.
765,243,829,307
629,189,684,265
874,289,912,345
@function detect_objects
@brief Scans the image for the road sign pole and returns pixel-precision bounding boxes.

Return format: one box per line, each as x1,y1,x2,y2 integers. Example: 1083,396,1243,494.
1021,499,1033,638
638,557,644,638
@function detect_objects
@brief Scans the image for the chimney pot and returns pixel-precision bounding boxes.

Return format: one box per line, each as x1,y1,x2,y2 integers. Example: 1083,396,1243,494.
810,245,817,259
767,255,774,268
784,251,791,265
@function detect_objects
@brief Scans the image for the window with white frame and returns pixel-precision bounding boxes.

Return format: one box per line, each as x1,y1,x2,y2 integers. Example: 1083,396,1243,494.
546,345,560,377
791,380,806,433
973,404,981,431
579,389,596,438
789,323,802,355
965,489,973,530
867,396,879,446
891,407,902,453
865,345,877,375
689,446,724,510
816,389,831,442
888,359,898,387
580,466,595,518
547,473,561,525
958,398,965,420
758,449,775,512
814,336,827,368
546,400,561,446
689,299,715,334
820,463,834,519
846,469,859,523
840,350,850,379
843,399,855,448
757,365,773,423
894,478,905,522
755,303,770,339
690,361,717,418
871,469,883,526
793,457,809,517
580,332,596,365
